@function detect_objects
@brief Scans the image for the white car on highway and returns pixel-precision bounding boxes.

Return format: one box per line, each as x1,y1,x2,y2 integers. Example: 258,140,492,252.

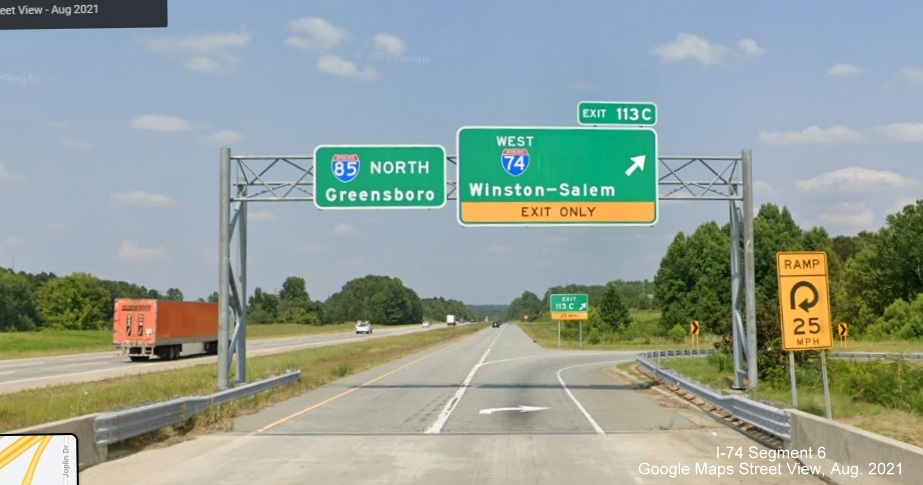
422,321,432,328
355,320,372,334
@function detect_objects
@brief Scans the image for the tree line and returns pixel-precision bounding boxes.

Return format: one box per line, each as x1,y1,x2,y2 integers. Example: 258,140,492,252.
0,269,492,332
0,269,187,331
504,280,651,323
652,200,923,378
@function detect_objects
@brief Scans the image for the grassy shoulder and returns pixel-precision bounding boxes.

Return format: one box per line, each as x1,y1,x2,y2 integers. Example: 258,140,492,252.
0,322,421,361
3,323,486,433
519,310,723,351
651,354,923,448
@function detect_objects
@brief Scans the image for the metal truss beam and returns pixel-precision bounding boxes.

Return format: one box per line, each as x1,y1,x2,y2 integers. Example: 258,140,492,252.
218,149,757,390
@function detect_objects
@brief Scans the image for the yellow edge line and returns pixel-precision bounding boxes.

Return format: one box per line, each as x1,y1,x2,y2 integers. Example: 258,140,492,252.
252,335,469,434
0,436,41,470
21,436,52,485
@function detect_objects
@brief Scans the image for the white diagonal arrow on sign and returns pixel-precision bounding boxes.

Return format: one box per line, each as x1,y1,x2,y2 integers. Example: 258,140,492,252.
479,405,549,415
625,155,646,177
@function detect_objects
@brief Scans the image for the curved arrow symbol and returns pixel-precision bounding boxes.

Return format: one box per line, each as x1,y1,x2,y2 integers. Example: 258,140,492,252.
479,405,549,415
790,281,819,312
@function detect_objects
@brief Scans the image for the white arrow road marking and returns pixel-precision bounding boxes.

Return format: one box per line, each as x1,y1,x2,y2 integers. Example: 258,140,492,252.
625,155,646,176
479,405,549,415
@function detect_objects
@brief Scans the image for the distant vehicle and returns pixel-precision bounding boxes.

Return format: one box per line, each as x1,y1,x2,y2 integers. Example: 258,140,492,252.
492,321,501,328
422,321,432,328
355,320,372,334
113,299,219,362
447,314,456,326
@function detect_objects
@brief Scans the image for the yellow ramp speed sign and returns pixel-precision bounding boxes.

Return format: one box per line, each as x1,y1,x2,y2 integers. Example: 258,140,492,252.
776,251,833,351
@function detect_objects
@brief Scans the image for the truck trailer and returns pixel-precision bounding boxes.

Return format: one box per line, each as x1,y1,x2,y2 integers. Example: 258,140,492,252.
113,299,220,362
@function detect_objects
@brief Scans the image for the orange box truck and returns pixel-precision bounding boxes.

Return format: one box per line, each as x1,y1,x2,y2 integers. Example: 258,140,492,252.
113,299,220,361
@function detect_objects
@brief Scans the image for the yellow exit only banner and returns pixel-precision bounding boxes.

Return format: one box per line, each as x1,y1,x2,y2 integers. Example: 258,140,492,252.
460,201,655,224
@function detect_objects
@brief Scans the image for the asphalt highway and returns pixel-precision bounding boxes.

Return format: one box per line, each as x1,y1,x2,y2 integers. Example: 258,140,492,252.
82,324,824,484
0,323,431,395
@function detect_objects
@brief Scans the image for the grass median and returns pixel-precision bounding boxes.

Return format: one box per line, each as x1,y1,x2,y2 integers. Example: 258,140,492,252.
0,322,408,360
2,324,485,436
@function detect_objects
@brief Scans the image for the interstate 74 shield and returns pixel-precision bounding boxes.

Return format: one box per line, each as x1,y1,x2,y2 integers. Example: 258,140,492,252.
500,148,529,176
331,154,360,183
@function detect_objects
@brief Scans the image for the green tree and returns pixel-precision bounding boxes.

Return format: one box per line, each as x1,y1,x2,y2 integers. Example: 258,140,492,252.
597,283,632,332
36,272,112,330
324,275,420,324
165,287,184,301
277,276,321,324
504,291,542,321
248,287,279,324
279,276,309,302
0,268,39,331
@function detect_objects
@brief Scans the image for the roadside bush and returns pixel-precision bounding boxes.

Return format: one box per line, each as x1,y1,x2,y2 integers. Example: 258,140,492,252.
667,324,686,344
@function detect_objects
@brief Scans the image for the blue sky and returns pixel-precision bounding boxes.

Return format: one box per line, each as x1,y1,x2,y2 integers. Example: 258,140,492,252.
1,1,921,305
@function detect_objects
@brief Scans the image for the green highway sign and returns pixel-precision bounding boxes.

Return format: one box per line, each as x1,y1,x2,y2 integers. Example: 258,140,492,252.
456,126,658,226
550,293,589,320
314,145,446,209
578,101,657,126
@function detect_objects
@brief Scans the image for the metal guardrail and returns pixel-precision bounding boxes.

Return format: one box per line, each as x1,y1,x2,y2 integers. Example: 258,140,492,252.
93,370,301,446
637,350,791,442
831,351,923,361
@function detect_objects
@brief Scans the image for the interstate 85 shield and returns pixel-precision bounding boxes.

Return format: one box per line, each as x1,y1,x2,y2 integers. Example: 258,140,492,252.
331,154,360,183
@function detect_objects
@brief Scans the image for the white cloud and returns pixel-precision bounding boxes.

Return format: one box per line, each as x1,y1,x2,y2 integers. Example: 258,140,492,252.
827,63,861,78
888,197,919,216
185,57,221,72
875,123,923,142
60,136,95,151
111,190,176,208
897,67,923,84
758,125,864,144
2,236,26,247
334,222,358,235
816,203,875,231
144,32,250,73
737,38,766,57
198,129,242,144
651,33,731,66
130,114,195,132
249,210,277,222
317,55,378,80
566,81,596,91
753,180,773,197
373,33,406,56
117,240,169,262
286,17,348,53
796,167,916,194
0,162,25,182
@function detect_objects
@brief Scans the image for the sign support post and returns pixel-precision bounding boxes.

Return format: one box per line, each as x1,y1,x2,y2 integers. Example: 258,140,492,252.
579,321,583,348
557,321,561,348
789,351,798,408
820,351,832,419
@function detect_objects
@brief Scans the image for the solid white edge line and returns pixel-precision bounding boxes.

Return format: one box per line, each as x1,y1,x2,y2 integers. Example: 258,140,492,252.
556,359,631,435
424,327,504,434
